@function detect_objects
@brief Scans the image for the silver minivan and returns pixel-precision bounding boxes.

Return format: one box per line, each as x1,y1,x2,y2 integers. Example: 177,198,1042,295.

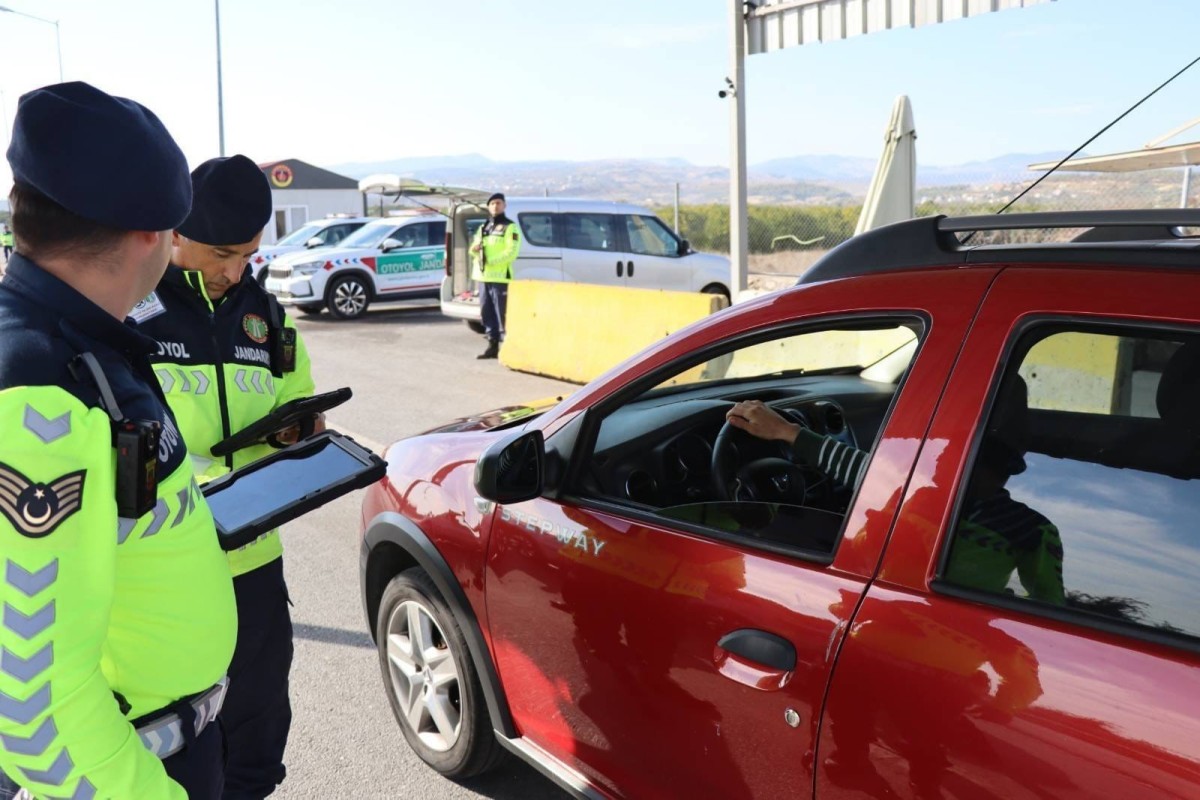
441,198,731,330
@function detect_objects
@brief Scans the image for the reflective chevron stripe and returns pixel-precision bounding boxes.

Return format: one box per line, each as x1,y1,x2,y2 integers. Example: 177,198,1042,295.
2,644,52,683
1,715,56,756
137,499,169,540
23,407,70,444
45,777,96,800
5,561,57,597
250,371,264,394
191,370,209,395
137,676,227,759
19,747,73,786
234,369,249,392
4,603,55,640
0,684,50,724
175,369,191,394
154,368,175,393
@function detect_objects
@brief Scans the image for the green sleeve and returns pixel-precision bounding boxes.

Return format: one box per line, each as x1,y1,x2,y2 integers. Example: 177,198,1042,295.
0,387,186,800
273,316,316,409
1015,523,1066,605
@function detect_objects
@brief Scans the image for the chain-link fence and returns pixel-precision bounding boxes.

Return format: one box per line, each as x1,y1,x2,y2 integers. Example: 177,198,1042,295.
660,166,1196,290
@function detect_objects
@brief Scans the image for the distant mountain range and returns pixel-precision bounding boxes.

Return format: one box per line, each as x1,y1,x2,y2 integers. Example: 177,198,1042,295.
330,151,1074,206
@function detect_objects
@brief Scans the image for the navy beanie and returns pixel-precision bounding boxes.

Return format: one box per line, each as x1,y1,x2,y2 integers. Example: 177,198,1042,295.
177,155,273,245
7,81,191,231
488,192,506,204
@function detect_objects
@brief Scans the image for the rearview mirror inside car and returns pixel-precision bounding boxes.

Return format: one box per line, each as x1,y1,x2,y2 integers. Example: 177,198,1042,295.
305,237,324,249
474,429,545,505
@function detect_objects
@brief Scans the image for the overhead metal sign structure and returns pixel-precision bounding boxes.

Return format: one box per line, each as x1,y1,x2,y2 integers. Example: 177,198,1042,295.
726,0,1054,293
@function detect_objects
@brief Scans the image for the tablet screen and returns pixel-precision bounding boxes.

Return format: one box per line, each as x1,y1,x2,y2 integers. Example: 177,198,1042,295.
205,439,367,535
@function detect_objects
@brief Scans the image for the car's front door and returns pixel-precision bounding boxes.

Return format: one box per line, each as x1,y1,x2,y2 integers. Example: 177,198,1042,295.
483,269,999,798
618,213,691,292
375,221,445,296
817,267,1200,799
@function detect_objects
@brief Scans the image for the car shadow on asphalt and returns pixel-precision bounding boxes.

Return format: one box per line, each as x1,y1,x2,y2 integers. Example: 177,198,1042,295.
454,759,570,799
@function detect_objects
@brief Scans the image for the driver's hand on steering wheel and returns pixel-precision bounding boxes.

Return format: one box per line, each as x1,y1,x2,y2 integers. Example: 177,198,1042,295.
726,400,801,444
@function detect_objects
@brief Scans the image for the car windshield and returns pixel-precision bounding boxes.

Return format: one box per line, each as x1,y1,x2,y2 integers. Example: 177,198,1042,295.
276,224,322,246
340,221,401,249
649,325,919,395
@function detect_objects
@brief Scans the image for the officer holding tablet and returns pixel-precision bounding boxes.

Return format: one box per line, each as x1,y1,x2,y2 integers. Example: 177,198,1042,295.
135,155,319,799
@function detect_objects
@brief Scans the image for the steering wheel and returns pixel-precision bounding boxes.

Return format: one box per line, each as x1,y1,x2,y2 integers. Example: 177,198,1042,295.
711,408,808,504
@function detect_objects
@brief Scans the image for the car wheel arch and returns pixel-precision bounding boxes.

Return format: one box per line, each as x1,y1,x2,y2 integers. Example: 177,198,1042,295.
362,511,516,737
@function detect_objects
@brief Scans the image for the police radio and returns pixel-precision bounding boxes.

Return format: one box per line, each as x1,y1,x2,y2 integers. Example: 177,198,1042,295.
70,353,161,518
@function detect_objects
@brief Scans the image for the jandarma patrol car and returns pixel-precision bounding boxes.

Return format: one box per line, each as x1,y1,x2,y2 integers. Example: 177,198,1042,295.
248,216,371,284
264,214,446,320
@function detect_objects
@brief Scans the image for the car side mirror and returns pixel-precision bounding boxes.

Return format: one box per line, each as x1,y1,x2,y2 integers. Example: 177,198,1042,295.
381,238,403,253
474,429,544,504
678,238,691,256
305,237,324,249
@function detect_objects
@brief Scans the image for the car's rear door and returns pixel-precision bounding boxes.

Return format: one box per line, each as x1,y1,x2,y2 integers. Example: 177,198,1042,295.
483,269,998,798
817,267,1200,799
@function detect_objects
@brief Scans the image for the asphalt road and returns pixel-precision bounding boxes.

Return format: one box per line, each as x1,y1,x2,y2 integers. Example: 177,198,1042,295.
275,302,575,799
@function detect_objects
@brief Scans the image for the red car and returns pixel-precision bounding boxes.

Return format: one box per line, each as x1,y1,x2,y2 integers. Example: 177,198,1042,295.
359,211,1200,799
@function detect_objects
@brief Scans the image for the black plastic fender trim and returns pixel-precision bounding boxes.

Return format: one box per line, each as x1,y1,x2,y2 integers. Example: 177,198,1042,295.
362,511,516,737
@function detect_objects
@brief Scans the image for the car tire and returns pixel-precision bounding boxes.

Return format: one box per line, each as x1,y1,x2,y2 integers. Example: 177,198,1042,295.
376,568,504,779
296,304,323,316
701,283,731,303
465,320,486,335
326,274,371,320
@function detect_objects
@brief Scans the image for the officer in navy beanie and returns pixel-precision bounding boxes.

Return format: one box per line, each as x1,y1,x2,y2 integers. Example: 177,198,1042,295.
138,154,320,799
8,81,191,232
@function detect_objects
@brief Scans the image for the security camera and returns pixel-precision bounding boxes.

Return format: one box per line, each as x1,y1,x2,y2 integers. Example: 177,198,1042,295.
719,77,736,99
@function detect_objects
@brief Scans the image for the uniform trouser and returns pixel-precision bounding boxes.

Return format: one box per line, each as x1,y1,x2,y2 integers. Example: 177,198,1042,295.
480,281,508,343
0,716,224,799
221,556,294,800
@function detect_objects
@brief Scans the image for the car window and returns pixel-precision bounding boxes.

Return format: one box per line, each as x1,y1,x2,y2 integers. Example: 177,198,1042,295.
623,215,679,258
519,213,556,247
277,223,322,246
428,220,446,244
341,222,398,249
574,319,923,556
940,326,1200,643
562,213,618,252
325,224,360,245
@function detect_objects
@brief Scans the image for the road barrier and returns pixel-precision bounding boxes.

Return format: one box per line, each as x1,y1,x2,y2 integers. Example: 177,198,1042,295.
500,281,729,383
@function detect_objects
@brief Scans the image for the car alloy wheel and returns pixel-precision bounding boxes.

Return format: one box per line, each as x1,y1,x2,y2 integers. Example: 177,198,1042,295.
375,568,504,777
386,598,462,752
329,275,370,319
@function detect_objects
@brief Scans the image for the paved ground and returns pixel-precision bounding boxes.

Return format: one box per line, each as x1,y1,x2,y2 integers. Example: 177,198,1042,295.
275,301,575,799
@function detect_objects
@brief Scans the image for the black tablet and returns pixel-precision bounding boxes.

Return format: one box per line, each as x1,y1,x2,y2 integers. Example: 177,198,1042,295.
201,431,387,551
210,387,353,457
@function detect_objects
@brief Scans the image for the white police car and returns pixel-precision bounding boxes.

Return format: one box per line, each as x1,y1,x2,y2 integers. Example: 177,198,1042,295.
264,214,446,320
251,216,372,284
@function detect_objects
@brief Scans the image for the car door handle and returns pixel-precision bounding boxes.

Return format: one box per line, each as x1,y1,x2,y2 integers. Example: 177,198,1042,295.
717,629,796,671
628,260,635,277
616,261,624,277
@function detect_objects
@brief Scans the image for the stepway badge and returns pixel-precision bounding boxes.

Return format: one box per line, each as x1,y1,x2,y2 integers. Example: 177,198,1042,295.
130,292,167,324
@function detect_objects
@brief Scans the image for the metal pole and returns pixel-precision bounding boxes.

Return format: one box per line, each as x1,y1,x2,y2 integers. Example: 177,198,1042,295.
674,182,680,234
728,0,749,296
215,0,226,156
53,19,62,81
1181,166,1192,208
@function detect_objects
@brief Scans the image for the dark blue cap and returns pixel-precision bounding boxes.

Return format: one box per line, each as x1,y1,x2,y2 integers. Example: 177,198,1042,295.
176,155,272,245
488,193,506,204
6,81,191,231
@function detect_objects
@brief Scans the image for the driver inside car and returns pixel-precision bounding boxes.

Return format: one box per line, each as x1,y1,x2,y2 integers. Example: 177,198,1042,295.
727,379,1064,605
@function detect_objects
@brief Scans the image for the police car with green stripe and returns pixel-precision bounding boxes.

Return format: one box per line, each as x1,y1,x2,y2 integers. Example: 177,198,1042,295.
264,213,445,320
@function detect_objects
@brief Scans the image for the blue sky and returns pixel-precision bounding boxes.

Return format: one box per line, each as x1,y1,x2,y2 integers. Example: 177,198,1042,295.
0,0,1198,186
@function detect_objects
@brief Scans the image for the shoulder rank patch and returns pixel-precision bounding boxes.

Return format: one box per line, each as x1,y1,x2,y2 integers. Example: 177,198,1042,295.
130,292,167,324
243,314,269,344
0,464,86,538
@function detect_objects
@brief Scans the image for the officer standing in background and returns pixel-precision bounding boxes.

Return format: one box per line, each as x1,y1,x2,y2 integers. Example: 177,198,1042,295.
470,192,521,359
1,225,13,262
0,82,237,799
134,155,318,799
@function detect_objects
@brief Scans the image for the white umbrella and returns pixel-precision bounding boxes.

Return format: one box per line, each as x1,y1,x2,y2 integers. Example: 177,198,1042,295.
855,95,917,235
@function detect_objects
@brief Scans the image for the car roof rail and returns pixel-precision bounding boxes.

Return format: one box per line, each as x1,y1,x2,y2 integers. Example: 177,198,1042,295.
798,209,1200,285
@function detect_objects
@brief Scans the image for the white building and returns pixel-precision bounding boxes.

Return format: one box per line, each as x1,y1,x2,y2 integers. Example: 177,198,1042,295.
258,159,365,244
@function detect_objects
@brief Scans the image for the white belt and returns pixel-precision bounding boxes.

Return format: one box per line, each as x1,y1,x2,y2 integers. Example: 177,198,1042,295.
137,676,228,760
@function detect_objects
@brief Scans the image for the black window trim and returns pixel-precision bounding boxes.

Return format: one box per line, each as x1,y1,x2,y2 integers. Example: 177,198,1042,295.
931,313,1200,656
554,310,930,566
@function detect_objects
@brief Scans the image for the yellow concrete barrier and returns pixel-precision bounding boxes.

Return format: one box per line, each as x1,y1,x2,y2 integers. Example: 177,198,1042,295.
500,281,728,383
